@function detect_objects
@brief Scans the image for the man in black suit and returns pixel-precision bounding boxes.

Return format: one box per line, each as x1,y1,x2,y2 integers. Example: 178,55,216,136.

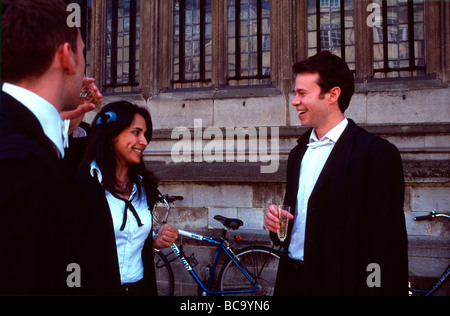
0,0,96,294
264,52,408,295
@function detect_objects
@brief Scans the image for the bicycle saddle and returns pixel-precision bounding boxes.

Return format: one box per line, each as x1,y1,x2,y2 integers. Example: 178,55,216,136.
213,215,243,230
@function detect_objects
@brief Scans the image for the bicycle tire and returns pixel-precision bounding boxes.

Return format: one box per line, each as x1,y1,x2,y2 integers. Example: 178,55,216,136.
409,263,450,296
218,245,280,296
153,250,175,296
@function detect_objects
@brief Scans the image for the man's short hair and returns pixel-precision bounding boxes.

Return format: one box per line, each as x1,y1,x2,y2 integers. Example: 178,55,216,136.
293,51,355,113
1,0,79,83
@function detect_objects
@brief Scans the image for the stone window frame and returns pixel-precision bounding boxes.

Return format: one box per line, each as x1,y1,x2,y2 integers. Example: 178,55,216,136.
87,0,448,99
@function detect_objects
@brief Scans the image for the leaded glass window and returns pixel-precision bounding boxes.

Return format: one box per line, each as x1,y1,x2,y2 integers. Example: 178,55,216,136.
307,0,356,72
105,0,140,93
372,0,426,78
227,0,271,86
172,0,213,88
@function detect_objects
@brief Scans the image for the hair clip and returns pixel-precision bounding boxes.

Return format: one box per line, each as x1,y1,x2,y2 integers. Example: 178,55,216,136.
96,111,117,126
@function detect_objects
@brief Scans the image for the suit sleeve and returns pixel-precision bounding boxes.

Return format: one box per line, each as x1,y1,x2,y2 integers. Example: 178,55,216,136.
362,139,409,295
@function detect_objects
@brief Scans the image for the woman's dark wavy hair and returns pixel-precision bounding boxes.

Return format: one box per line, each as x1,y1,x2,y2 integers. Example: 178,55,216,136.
81,101,159,206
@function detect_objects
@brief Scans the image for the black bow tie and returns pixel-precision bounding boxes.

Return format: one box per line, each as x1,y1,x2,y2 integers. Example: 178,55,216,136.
110,192,144,231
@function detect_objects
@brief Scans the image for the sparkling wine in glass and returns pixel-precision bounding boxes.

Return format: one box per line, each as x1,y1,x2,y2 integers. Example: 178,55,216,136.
277,205,290,242
79,77,100,110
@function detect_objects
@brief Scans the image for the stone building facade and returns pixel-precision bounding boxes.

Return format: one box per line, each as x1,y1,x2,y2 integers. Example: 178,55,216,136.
77,0,449,295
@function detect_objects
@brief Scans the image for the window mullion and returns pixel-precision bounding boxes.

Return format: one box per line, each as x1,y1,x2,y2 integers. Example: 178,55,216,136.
256,0,263,77
129,0,137,86
110,0,118,86
407,0,415,69
200,0,206,81
235,0,241,79
179,0,186,82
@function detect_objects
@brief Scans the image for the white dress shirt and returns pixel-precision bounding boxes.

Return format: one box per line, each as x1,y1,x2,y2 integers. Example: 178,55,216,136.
90,161,153,284
2,82,69,158
288,118,348,261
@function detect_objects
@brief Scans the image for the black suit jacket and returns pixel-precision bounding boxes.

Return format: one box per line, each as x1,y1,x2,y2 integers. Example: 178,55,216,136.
0,91,82,295
271,119,408,295
75,168,158,296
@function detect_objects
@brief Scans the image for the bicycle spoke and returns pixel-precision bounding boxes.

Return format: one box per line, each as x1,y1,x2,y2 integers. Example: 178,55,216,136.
218,246,280,296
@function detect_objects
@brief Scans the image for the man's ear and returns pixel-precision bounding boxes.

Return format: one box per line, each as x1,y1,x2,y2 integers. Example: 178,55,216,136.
328,86,341,105
59,43,76,75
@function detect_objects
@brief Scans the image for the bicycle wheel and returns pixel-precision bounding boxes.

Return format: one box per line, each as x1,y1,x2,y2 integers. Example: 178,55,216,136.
153,250,174,296
218,245,280,296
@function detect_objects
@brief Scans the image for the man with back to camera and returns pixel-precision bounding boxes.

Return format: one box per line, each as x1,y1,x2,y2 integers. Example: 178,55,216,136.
0,0,97,294
264,51,408,295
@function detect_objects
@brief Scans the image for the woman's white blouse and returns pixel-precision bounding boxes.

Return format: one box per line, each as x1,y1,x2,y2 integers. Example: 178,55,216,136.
90,161,152,284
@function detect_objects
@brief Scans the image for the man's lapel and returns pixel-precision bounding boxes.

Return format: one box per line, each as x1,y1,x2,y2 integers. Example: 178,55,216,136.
288,130,311,206
310,120,358,198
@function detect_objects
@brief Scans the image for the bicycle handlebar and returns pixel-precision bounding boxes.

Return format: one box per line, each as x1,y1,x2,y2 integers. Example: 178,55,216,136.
414,211,450,221
156,192,184,224
157,194,184,204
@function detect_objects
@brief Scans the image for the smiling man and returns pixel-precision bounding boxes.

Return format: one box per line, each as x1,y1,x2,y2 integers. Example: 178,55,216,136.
264,51,409,295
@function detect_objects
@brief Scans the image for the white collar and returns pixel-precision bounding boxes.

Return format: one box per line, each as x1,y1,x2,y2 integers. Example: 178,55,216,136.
2,82,69,158
90,160,143,187
310,118,348,144
90,160,104,184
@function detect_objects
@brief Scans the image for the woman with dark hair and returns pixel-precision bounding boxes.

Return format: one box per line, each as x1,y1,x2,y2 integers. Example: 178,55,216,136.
77,101,178,296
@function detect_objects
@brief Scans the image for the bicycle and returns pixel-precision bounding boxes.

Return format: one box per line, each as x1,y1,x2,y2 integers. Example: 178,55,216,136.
152,193,280,296
409,211,450,296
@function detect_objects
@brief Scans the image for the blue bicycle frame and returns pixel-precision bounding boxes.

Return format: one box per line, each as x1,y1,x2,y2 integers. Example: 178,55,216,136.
409,264,450,296
171,229,259,295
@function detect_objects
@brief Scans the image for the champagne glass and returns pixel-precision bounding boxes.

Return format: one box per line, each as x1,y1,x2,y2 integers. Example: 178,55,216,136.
79,76,101,111
277,205,290,242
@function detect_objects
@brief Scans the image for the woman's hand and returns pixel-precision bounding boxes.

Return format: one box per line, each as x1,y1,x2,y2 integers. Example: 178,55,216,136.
153,224,179,249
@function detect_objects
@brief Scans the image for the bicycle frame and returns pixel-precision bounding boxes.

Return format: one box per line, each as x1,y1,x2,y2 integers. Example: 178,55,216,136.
156,193,265,295
410,264,450,296
410,212,450,296
169,229,260,295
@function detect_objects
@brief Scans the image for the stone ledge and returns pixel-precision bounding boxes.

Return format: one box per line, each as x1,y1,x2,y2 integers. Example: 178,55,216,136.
152,122,450,139
147,160,450,184
104,78,447,102
154,84,281,101
361,78,448,93
408,236,450,258
148,161,286,183
403,160,450,183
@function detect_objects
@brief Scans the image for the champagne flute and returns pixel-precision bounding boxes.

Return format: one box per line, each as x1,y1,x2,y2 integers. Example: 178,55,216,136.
277,205,290,242
79,76,101,111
